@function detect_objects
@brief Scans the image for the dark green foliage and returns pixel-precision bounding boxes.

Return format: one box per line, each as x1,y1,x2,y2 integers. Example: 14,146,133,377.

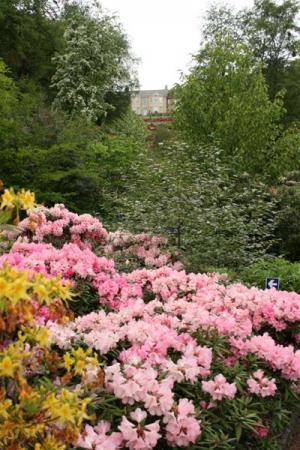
13,142,102,212
0,0,64,91
0,60,147,214
244,0,300,100
70,278,101,316
273,181,300,261
280,59,300,124
151,124,174,148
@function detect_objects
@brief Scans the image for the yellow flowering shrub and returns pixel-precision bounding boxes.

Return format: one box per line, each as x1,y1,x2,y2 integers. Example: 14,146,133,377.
63,347,98,375
0,264,73,333
0,264,94,449
0,186,37,258
1,187,36,210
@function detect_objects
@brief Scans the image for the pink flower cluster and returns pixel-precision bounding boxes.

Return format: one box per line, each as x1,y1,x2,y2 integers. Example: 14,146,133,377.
119,409,160,450
202,374,237,401
247,370,277,397
20,204,108,248
77,421,123,450
231,333,300,381
164,399,201,447
2,203,300,448
105,230,183,269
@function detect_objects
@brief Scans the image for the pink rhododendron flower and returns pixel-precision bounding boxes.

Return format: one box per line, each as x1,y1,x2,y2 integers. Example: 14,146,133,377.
3,202,300,449
247,370,277,397
202,374,237,401
253,422,269,439
76,421,123,449
119,409,160,450
164,399,201,447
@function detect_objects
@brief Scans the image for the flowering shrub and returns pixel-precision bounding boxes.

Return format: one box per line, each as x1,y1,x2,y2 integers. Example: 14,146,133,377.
104,230,183,271
0,187,36,254
0,187,36,224
0,264,92,449
20,203,108,249
1,200,300,449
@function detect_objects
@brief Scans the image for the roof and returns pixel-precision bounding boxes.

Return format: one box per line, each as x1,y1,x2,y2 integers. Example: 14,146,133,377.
133,89,168,97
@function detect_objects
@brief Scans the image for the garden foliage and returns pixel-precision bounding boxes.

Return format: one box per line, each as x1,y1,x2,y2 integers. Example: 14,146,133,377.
119,142,277,271
1,193,300,449
174,35,300,183
240,257,300,293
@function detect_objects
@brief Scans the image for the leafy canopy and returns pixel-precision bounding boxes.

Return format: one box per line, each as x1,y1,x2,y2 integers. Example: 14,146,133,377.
174,36,291,182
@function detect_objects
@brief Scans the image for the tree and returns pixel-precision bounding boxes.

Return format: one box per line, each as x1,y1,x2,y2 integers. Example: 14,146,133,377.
202,1,300,112
202,4,244,45
119,142,276,271
51,3,137,121
244,0,300,99
279,58,300,123
0,60,146,214
174,36,290,182
0,0,64,90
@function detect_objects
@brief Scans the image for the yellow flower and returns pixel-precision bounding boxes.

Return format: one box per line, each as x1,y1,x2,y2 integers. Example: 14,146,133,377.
32,283,48,301
0,398,12,419
57,403,74,423
72,347,86,359
36,328,49,347
0,188,15,209
6,275,30,305
59,281,74,302
0,356,14,377
17,189,36,210
74,360,85,375
41,436,67,450
63,353,74,372
0,277,8,297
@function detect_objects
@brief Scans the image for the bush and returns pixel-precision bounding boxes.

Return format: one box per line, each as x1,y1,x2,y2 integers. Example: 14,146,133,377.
274,181,300,261
120,142,277,271
239,257,300,292
1,190,300,449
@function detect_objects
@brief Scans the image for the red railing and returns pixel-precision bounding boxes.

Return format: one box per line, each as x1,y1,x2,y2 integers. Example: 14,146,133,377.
143,116,173,123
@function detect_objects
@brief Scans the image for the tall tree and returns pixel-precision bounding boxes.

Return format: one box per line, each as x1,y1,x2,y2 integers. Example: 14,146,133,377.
0,0,64,89
279,58,300,122
51,3,137,121
202,1,300,109
244,0,300,99
174,36,291,182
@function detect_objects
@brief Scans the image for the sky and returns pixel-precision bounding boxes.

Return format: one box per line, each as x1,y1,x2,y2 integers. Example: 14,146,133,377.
100,0,254,89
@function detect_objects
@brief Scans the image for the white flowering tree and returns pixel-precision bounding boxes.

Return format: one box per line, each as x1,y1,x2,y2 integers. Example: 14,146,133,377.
51,3,137,120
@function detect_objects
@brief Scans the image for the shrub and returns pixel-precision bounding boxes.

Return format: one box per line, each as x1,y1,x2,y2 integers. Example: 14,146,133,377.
239,257,300,293
1,189,300,449
274,181,300,261
120,142,277,271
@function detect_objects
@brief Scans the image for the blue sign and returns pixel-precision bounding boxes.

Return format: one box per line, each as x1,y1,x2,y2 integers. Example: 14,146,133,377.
265,278,280,290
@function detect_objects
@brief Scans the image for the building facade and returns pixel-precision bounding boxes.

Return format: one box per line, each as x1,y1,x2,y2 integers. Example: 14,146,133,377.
131,88,174,116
